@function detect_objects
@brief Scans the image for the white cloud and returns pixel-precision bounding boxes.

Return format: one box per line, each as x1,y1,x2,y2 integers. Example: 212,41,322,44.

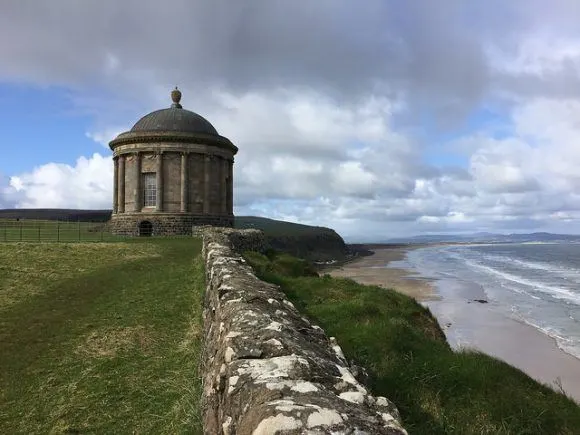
6,154,112,209
204,90,420,205
331,162,376,198
470,139,541,194
85,126,128,148
488,36,580,77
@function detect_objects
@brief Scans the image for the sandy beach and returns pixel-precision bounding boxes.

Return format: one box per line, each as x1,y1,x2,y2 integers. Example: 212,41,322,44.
329,246,440,301
329,245,580,404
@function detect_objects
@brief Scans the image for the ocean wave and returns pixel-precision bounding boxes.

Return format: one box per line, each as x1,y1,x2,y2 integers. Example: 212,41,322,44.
413,246,580,361
500,283,541,299
479,254,580,281
464,260,580,305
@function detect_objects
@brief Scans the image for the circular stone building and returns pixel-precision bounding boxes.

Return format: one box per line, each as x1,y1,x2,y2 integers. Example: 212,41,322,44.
108,88,238,236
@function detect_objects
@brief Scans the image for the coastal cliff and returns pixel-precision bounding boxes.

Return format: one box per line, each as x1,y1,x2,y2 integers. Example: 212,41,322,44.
235,216,348,262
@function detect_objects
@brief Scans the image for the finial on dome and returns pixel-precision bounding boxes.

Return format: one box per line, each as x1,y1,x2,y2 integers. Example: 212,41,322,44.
171,86,182,108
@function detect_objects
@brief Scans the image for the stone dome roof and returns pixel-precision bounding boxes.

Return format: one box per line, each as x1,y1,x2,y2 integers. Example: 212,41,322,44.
130,87,218,136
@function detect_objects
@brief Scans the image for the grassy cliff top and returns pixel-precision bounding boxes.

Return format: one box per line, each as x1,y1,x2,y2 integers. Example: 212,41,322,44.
0,239,205,433
0,210,349,261
0,210,339,237
243,250,580,434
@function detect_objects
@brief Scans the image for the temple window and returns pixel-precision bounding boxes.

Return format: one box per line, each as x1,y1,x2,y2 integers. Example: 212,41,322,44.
143,172,156,207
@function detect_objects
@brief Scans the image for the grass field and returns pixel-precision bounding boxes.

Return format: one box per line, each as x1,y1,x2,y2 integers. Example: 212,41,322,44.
244,250,580,435
0,219,123,242
0,238,204,434
0,215,336,242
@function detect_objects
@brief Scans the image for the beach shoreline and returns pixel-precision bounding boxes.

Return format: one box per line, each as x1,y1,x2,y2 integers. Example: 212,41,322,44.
328,244,440,302
327,244,580,404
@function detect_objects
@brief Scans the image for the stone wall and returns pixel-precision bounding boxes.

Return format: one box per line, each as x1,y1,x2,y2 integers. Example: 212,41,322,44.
201,228,408,434
109,213,234,236
117,151,232,215
222,228,268,254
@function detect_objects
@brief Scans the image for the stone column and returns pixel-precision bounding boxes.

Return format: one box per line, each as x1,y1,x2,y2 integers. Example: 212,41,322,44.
134,152,141,212
156,152,163,212
221,157,227,214
228,159,234,214
113,156,119,214
180,152,188,212
117,155,125,213
203,155,211,214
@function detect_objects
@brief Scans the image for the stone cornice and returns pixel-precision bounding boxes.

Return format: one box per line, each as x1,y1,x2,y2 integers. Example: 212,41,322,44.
113,144,234,161
109,130,238,154
111,212,234,218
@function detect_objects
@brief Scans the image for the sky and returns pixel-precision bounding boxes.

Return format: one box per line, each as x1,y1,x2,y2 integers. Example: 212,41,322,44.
2,1,580,242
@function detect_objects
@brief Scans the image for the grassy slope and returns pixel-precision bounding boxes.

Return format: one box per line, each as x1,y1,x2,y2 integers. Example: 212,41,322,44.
244,251,580,435
235,216,334,236
0,238,204,434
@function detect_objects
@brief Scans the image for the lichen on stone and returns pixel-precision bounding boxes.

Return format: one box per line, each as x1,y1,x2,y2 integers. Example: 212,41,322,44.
200,228,408,435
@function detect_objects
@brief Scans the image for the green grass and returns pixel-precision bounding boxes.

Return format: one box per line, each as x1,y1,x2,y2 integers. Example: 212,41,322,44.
244,251,580,435
0,238,204,434
0,219,124,242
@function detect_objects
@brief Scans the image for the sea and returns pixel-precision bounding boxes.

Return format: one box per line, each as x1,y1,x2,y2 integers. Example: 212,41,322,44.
393,243,580,360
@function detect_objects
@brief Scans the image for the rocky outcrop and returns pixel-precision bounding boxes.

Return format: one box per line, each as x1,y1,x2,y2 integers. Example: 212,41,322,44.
201,228,407,435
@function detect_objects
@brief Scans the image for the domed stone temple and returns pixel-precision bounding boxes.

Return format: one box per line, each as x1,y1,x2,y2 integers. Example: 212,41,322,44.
108,88,238,236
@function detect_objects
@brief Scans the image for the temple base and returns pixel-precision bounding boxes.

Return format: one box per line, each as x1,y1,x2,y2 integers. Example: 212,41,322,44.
109,212,234,236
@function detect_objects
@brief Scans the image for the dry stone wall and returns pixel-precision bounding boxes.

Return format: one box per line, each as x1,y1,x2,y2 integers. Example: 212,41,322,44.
201,228,408,435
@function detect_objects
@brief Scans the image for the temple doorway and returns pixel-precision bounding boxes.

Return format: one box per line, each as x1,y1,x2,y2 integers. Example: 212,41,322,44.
138,220,153,237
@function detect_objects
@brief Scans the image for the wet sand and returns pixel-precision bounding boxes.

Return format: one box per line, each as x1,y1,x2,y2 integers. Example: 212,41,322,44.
328,246,439,301
329,245,580,404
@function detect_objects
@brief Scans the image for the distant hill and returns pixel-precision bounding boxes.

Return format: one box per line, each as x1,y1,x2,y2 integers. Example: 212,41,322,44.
0,209,348,261
0,208,111,222
235,215,348,262
384,232,580,244
235,216,333,236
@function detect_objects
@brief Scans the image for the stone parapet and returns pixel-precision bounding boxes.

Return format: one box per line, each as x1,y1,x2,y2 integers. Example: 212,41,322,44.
201,228,407,434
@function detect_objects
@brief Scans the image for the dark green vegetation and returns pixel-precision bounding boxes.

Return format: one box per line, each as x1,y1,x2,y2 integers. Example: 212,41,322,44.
236,216,348,262
0,208,111,222
244,251,580,435
235,215,335,236
0,239,204,434
0,219,123,242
